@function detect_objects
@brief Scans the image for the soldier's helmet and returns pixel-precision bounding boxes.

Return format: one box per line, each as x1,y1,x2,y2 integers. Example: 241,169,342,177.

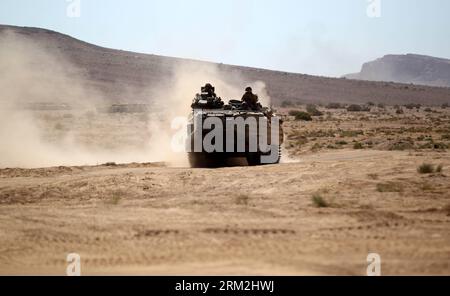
245,86,252,92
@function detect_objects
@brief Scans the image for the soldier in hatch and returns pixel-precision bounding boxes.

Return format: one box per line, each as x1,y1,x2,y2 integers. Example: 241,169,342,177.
202,83,216,98
241,86,259,110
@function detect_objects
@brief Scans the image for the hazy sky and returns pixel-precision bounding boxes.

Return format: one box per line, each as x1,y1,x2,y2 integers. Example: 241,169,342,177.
1,0,449,77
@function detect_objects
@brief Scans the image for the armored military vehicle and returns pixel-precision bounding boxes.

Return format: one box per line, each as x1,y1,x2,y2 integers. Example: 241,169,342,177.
186,84,284,167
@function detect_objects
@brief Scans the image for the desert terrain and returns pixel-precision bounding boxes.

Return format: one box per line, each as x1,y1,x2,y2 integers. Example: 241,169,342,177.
2,24,450,106
1,24,449,275
1,105,449,275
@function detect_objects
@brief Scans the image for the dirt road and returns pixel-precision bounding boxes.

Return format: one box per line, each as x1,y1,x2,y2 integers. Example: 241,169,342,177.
1,150,449,275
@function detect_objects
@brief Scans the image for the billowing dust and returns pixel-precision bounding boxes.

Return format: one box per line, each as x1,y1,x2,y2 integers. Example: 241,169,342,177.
0,30,270,168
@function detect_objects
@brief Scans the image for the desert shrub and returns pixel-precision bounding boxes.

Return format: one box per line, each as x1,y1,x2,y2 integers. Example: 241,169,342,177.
424,107,432,113
311,194,329,208
326,102,343,109
294,111,312,121
293,137,308,146
335,140,348,145
311,143,323,151
367,173,379,180
433,142,448,150
306,104,323,116
353,142,363,149
108,190,123,205
288,130,306,139
377,103,385,109
347,104,363,112
418,142,432,149
235,195,249,205
367,101,375,106
288,109,301,116
305,130,335,138
389,140,414,151
396,108,404,114
419,142,448,150
418,163,435,174
376,182,403,192
339,130,364,137
404,103,421,110
442,103,449,109
420,182,433,191
417,163,443,174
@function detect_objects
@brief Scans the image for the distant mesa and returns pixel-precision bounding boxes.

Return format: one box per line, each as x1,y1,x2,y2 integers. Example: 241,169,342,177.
344,54,450,88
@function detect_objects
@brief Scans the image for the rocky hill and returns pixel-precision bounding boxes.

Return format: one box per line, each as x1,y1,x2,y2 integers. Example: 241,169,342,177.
1,24,450,106
345,54,450,88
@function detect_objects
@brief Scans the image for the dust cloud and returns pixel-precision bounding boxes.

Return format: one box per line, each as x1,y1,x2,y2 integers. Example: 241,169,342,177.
0,30,101,168
142,60,272,167
0,30,144,168
0,30,272,168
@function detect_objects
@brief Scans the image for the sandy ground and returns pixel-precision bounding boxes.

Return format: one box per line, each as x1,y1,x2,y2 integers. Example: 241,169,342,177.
1,105,450,275
2,25,450,276
0,148,449,275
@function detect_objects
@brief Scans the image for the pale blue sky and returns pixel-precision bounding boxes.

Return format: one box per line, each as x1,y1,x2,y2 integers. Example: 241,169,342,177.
1,0,449,77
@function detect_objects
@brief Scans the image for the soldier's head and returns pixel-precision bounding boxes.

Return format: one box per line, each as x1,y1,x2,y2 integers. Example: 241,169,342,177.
203,83,214,94
245,86,252,92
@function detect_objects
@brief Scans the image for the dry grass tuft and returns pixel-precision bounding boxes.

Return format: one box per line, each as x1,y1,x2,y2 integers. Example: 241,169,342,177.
235,195,250,206
312,194,329,208
376,182,404,192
